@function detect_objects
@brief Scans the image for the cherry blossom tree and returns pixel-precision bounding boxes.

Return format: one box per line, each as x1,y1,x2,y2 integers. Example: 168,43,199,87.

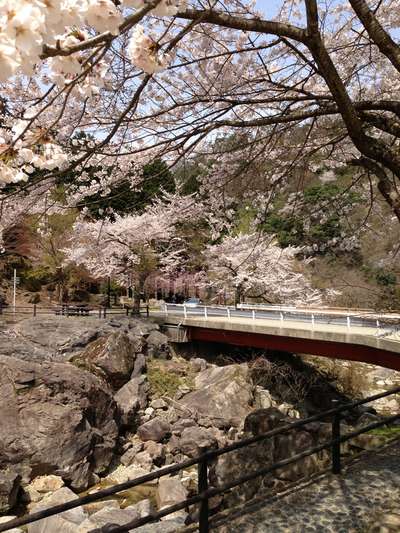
205,232,331,305
0,0,398,229
64,192,204,309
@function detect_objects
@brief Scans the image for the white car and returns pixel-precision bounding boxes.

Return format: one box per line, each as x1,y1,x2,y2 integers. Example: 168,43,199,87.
184,297,202,307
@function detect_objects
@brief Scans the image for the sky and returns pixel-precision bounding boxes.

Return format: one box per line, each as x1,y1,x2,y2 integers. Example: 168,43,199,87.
256,0,282,17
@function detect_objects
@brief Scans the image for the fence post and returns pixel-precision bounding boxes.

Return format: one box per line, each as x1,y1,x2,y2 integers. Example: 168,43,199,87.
204,306,208,319
103,307,107,319
376,319,380,329
347,315,351,329
98,307,102,318
198,453,209,533
0,303,2,315
280,312,284,324
126,306,129,316
66,305,69,317
33,304,37,317
331,400,341,475
311,313,315,328
146,305,149,318
252,310,255,321
183,304,187,319
227,307,230,319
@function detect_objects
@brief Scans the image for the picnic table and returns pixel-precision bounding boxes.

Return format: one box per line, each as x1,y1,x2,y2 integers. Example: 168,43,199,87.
55,305,91,316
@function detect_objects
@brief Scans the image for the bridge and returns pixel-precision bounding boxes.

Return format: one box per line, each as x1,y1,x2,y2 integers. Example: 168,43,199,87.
158,303,400,371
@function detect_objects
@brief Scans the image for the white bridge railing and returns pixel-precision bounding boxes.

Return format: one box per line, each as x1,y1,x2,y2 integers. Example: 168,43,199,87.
162,303,400,336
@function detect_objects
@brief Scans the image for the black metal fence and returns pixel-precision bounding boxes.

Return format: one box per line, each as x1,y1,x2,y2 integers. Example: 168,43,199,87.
0,304,150,318
1,386,399,533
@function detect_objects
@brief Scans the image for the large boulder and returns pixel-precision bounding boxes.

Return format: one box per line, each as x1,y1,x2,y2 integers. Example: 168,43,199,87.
0,355,119,493
178,364,254,427
145,331,171,359
178,427,218,458
137,418,171,442
78,506,140,532
114,376,149,426
157,477,188,509
71,332,140,390
214,408,330,504
27,487,88,533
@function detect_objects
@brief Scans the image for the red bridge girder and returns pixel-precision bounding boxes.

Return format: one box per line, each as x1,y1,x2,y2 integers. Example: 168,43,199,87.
188,326,400,371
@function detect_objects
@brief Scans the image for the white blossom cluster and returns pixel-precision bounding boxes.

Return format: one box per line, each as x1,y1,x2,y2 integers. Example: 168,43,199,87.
128,25,170,74
0,110,69,186
0,0,189,185
0,0,185,83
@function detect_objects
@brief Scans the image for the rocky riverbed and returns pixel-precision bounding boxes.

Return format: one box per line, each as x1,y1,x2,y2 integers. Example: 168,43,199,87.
0,316,399,532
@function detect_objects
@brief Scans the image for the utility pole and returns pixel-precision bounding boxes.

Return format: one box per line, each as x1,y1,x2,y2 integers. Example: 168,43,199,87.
13,268,17,313
107,276,111,309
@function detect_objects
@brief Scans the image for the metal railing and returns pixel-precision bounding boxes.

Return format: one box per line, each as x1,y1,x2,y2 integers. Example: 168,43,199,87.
1,386,399,533
163,303,400,334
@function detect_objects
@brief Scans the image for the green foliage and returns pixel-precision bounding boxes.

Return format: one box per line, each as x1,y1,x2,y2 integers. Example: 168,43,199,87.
20,265,51,291
368,426,400,438
261,182,361,254
262,214,304,248
234,205,258,234
79,159,175,218
147,361,194,398
99,279,124,295
375,269,397,286
303,183,360,205
362,265,397,287
147,364,183,398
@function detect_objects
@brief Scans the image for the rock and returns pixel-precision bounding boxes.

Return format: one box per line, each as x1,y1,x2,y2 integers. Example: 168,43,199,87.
143,441,165,466
171,418,198,435
137,417,171,442
146,331,171,359
23,485,41,505
30,475,64,494
106,465,156,485
27,487,87,533
134,451,154,470
114,376,149,426
144,407,155,416
244,407,286,435
127,498,153,518
131,354,147,378
181,469,198,492
1,316,133,362
190,358,207,372
368,511,400,533
179,427,218,458
350,433,387,451
71,332,140,390
254,387,274,409
120,440,144,466
134,519,186,532
129,321,159,337
151,398,168,410
77,506,139,532
178,364,254,427
0,355,118,491
214,407,330,505
157,477,188,509
0,470,21,513
83,499,120,515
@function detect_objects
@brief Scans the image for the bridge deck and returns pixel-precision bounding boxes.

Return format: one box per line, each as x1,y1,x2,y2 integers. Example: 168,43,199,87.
159,312,400,370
